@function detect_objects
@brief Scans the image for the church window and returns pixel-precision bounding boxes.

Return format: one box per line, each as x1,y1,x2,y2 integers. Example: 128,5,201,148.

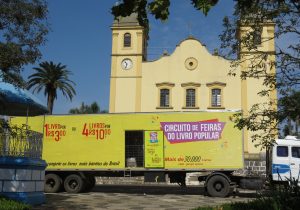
206,82,226,109
156,82,174,109
124,33,131,47
160,89,170,107
186,89,196,107
211,89,221,107
181,83,200,109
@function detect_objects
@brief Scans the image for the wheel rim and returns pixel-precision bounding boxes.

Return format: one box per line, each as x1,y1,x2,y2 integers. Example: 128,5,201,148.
46,178,55,188
214,182,223,192
69,179,79,190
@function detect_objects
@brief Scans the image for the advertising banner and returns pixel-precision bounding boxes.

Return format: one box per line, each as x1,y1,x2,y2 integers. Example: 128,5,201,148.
160,114,243,169
144,131,164,168
160,119,225,144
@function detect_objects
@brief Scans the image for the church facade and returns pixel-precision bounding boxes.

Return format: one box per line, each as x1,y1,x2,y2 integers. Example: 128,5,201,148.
109,14,276,163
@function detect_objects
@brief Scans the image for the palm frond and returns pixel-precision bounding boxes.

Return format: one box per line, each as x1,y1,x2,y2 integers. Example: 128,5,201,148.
27,61,77,114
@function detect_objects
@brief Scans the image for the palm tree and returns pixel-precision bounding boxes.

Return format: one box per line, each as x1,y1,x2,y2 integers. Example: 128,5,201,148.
27,61,76,114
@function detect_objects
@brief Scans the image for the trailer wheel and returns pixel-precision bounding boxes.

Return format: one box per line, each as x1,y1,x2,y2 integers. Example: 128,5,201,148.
45,173,62,193
64,174,85,193
206,175,230,197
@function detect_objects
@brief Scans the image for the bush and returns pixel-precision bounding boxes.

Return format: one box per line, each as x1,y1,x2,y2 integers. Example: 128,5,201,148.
0,197,30,210
192,203,233,210
194,196,300,210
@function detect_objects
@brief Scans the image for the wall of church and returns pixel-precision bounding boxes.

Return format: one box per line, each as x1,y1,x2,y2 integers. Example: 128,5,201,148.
141,39,242,112
113,78,137,112
109,17,276,158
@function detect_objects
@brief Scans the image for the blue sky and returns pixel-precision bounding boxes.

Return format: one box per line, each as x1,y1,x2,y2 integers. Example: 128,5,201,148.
23,0,235,114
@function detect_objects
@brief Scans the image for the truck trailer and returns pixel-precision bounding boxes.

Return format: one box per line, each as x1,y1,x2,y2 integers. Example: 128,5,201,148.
10,111,300,197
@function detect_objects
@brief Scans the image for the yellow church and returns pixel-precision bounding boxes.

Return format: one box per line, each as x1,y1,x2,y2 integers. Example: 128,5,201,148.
109,14,276,167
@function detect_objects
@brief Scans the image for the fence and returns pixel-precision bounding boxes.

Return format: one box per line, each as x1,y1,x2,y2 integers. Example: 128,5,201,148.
0,126,43,159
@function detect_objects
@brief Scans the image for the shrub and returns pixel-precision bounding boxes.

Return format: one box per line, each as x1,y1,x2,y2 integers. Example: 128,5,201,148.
193,178,300,210
0,197,30,210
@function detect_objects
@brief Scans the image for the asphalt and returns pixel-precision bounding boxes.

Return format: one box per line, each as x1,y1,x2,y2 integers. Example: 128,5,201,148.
32,184,258,210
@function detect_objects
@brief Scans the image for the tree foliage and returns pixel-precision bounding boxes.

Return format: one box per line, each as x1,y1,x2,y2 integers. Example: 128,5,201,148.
69,102,107,114
27,61,76,114
219,0,300,147
0,0,49,86
111,0,300,148
279,91,300,137
111,0,218,30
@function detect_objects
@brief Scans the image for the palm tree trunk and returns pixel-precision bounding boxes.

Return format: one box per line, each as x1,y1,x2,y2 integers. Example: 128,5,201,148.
47,94,54,114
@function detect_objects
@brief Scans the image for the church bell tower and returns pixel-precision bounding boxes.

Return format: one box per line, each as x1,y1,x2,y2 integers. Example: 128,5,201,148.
237,19,276,157
109,13,147,113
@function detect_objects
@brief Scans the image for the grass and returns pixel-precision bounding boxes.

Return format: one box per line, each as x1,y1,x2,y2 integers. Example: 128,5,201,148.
0,197,31,210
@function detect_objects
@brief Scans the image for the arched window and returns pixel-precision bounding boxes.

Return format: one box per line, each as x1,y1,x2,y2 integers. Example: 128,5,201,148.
211,88,221,107
186,89,195,107
160,89,170,107
124,33,131,47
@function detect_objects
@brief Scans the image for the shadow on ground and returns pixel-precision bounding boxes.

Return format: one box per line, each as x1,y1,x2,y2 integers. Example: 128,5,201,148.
91,184,259,198
93,184,204,195
32,185,259,210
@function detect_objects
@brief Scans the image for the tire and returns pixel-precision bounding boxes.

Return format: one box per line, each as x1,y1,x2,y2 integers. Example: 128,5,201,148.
84,176,96,192
45,173,63,193
206,175,230,197
64,174,85,193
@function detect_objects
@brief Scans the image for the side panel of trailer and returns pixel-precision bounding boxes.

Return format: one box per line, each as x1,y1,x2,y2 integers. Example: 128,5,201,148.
11,112,243,171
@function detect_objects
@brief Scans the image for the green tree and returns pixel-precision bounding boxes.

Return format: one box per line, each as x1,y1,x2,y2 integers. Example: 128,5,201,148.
112,0,300,147
0,0,49,86
112,0,218,30
69,102,101,114
218,1,300,147
27,61,76,114
279,91,300,137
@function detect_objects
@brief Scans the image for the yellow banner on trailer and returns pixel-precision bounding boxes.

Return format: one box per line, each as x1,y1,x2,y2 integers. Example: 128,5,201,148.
41,114,121,169
11,112,243,170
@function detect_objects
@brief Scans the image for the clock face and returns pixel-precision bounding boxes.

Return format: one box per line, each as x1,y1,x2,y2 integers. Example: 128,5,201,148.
121,58,133,70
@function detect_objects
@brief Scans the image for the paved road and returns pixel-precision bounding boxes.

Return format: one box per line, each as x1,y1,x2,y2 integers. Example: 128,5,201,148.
33,184,258,210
